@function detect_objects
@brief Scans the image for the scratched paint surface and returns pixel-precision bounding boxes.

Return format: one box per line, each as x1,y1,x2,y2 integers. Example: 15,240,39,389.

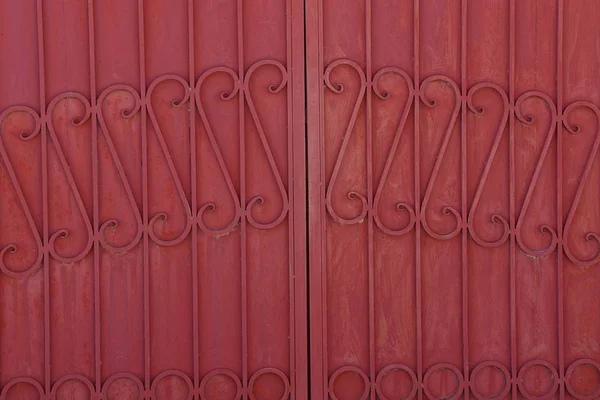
307,0,600,399
0,0,306,399
2,0,600,399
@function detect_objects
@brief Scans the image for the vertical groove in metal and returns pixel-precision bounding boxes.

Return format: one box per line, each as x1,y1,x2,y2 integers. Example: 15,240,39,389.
286,0,297,397
509,0,518,399
87,0,101,394
137,0,150,391
237,0,248,396
188,0,199,397
317,0,328,397
556,1,565,399
413,1,423,399
460,2,470,398
36,0,50,393
365,0,375,398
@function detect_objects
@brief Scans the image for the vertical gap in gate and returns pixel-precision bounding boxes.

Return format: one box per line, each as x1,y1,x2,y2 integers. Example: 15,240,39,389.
188,0,199,396
303,0,312,397
87,0,101,396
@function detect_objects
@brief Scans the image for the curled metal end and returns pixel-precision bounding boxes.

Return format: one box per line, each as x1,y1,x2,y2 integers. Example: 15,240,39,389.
373,201,416,236
48,228,92,263
515,224,558,257
564,231,600,268
563,101,600,136
0,106,42,141
196,202,241,236
469,213,510,248
98,218,142,253
419,75,460,109
148,211,192,247
0,244,41,279
372,67,414,101
324,59,366,95
421,205,463,241
245,195,289,230
325,190,369,225
515,91,557,126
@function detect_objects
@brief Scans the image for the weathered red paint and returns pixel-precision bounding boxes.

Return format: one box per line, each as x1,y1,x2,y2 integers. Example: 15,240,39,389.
3,0,600,399
308,1,600,400
0,0,306,399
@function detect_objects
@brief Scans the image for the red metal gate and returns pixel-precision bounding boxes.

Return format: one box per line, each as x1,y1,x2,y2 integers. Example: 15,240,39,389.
0,0,305,399
3,1,600,399
307,1,600,400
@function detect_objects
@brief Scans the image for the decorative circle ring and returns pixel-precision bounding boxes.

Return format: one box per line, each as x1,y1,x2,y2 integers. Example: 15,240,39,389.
375,363,418,400
328,366,370,400
102,372,144,400
0,377,45,398
248,367,290,400
423,363,464,400
565,358,600,400
199,369,243,400
50,374,95,399
150,370,194,400
517,360,559,400
470,361,511,400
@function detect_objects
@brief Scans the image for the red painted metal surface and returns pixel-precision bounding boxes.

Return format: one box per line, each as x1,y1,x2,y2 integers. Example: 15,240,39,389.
0,0,306,399
308,1,600,400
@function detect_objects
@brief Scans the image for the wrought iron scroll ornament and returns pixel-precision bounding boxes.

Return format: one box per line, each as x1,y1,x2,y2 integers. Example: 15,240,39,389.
324,59,370,225
514,91,559,256
46,92,95,263
146,74,194,247
97,84,144,253
465,82,510,248
0,59,290,278
324,58,600,268
372,67,417,236
0,58,291,396
1,56,599,400
562,101,600,267
195,66,243,235
419,75,463,240
0,106,44,278
244,60,290,230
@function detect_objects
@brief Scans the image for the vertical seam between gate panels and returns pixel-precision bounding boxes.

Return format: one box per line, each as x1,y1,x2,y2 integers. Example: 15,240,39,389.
306,0,325,397
303,0,312,398
35,0,51,393
87,1,102,395
556,2,566,399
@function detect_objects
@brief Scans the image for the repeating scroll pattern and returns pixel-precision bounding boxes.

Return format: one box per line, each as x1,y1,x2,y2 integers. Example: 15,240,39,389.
0,62,291,396
195,66,242,235
514,91,559,256
372,67,416,236
96,84,144,252
465,82,510,248
419,75,462,240
562,101,600,267
0,59,290,278
324,58,600,268
0,107,44,278
46,93,95,263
